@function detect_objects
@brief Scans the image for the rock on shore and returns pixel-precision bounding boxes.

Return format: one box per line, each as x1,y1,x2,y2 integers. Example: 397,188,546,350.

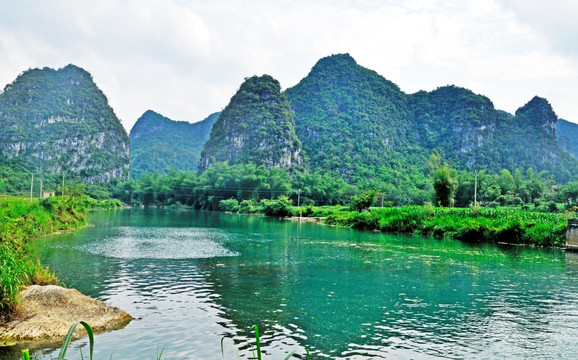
0,285,132,346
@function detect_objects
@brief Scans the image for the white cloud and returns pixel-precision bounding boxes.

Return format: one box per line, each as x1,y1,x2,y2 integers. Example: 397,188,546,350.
0,0,577,129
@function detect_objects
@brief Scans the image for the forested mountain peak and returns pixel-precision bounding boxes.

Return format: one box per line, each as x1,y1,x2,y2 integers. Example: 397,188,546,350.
0,64,129,183
199,74,304,173
130,110,219,177
130,110,199,139
285,53,578,189
301,53,402,94
285,53,421,188
515,96,558,136
309,53,357,72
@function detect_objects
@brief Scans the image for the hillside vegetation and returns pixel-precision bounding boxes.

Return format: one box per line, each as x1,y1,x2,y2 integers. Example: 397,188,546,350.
285,54,578,188
199,75,304,173
0,65,130,185
558,119,578,158
130,110,219,177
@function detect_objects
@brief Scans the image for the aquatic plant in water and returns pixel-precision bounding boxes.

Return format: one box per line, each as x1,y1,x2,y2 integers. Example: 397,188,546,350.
22,323,309,360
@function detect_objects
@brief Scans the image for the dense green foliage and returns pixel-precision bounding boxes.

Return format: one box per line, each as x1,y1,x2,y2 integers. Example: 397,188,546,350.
433,165,458,207
0,65,130,183
200,75,304,173
0,198,79,316
285,54,431,203
285,54,578,195
105,157,578,215
130,110,219,177
324,206,572,247
109,163,354,210
0,194,122,317
349,189,378,212
558,119,578,158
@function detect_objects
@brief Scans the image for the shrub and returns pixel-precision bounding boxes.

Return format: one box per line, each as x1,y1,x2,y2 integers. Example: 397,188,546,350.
239,199,258,214
547,201,558,212
349,189,378,212
260,196,293,218
219,198,240,212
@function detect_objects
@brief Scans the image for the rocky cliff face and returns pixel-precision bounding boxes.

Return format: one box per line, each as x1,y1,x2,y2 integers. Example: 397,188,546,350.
199,75,304,172
0,65,130,182
130,110,218,177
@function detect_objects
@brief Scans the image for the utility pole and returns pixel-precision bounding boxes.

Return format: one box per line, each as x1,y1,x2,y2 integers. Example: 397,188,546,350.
297,189,301,207
40,179,43,198
30,174,34,201
62,173,65,197
474,171,478,207
381,195,385,208
297,189,302,220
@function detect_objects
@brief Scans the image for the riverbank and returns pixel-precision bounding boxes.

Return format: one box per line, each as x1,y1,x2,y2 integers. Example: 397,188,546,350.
0,285,132,346
0,196,122,320
318,205,572,247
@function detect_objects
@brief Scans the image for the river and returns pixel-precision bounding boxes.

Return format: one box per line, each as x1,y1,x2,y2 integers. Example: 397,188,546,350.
2,208,578,359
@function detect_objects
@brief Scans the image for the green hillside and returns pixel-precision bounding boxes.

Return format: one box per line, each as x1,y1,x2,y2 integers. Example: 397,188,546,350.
130,110,218,177
285,54,578,187
199,75,304,173
0,64,129,193
558,119,578,158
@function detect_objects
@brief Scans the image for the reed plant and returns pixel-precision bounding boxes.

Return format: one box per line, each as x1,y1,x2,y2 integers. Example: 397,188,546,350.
21,323,308,360
221,325,310,360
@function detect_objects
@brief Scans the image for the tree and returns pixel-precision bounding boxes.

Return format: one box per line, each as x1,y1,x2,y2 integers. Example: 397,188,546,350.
433,165,458,207
498,169,514,195
349,189,378,212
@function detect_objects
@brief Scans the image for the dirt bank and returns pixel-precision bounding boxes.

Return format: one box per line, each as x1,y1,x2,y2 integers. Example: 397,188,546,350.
0,285,132,346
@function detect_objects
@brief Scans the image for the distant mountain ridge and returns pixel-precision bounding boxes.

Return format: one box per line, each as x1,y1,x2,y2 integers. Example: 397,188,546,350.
129,110,218,177
285,53,578,183
0,64,129,183
3,56,576,196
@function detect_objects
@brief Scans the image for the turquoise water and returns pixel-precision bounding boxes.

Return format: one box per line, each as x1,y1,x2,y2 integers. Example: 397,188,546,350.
2,208,578,359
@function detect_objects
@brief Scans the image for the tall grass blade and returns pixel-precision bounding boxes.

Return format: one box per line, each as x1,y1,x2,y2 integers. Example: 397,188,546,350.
221,336,241,359
57,321,94,360
156,346,166,360
283,349,299,359
253,324,262,360
21,349,30,360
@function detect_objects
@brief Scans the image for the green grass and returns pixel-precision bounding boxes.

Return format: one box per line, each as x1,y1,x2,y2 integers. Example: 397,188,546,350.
1,196,121,318
322,205,573,247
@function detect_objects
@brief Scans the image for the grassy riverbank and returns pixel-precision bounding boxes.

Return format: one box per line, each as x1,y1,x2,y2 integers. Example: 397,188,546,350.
320,206,572,247
219,197,573,247
0,196,122,319
218,196,573,247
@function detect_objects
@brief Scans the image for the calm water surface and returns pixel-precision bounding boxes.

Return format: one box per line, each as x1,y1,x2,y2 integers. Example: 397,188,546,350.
2,208,578,359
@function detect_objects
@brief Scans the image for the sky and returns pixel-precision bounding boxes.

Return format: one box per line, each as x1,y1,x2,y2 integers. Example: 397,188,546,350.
0,0,577,132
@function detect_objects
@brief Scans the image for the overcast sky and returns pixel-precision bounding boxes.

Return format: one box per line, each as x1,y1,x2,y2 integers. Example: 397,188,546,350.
1,0,577,132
